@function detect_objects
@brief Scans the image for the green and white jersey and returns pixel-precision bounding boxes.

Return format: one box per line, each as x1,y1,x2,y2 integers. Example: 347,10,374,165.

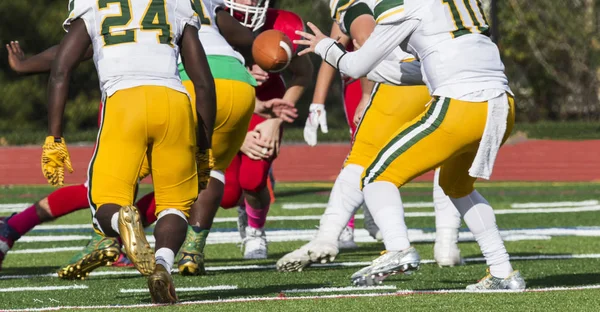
321,0,510,98
65,0,199,96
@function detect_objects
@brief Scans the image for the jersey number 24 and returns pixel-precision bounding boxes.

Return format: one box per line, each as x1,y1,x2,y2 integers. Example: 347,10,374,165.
99,0,172,46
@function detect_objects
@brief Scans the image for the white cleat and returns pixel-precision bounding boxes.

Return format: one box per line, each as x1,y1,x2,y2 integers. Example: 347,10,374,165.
276,240,339,272
466,270,526,291
351,247,421,286
242,227,267,259
338,226,359,249
434,228,464,267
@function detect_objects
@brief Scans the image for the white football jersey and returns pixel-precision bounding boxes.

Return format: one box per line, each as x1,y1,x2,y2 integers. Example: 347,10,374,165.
193,0,245,64
64,0,200,97
330,0,423,86
330,0,510,98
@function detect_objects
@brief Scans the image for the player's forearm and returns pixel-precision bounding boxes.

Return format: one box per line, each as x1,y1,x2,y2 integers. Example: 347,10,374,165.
16,45,93,74
317,22,418,79
47,73,69,137
311,61,337,105
360,77,375,98
194,83,216,150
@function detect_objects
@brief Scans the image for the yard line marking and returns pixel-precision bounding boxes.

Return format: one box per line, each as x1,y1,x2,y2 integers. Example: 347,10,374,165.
14,205,600,231
3,253,600,281
120,285,238,293
282,202,433,210
10,227,600,246
11,247,82,254
510,200,599,209
0,285,88,293
282,286,397,293
6,285,600,311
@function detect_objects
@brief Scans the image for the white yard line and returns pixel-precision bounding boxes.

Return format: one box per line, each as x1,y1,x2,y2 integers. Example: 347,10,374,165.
11,205,600,232
282,285,397,293
9,227,600,247
0,285,87,293
120,285,238,293
2,253,600,281
282,202,433,210
510,200,599,208
5,284,600,311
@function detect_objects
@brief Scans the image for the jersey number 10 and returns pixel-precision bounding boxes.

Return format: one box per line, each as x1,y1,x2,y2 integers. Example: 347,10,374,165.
99,0,172,46
441,0,490,38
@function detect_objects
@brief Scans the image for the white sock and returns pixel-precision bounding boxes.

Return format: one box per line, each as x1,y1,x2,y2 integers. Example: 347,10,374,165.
433,168,462,230
155,248,175,273
110,213,120,235
451,190,513,278
363,181,410,251
316,164,365,243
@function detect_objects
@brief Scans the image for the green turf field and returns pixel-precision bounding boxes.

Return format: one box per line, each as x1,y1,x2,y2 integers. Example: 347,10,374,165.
1,182,600,311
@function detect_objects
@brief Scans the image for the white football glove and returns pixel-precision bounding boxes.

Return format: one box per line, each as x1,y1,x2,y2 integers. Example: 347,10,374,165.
303,103,328,146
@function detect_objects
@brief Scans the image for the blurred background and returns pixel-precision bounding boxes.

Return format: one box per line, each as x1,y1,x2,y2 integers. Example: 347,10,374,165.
0,0,599,145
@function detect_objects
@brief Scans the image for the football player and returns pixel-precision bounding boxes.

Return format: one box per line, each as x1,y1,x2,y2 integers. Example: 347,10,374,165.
44,0,215,303
277,1,464,273
296,0,526,290
218,0,314,260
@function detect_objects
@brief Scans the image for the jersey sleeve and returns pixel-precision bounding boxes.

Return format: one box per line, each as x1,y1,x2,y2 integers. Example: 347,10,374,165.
181,0,202,32
63,0,95,35
373,0,407,25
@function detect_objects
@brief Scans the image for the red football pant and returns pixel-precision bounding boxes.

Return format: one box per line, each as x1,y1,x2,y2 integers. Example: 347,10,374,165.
221,114,282,209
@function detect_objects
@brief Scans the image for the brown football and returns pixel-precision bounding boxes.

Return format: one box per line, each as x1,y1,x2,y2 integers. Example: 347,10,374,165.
252,29,294,73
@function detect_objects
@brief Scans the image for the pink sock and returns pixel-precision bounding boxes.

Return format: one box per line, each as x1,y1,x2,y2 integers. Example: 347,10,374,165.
7,205,41,237
347,215,355,229
245,199,270,229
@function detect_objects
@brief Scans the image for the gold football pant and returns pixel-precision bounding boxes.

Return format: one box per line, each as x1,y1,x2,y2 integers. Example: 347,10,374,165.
183,79,255,171
88,85,198,234
361,95,515,198
345,84,431,168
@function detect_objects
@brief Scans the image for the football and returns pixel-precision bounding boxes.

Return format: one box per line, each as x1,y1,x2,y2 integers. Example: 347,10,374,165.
252,29,294,73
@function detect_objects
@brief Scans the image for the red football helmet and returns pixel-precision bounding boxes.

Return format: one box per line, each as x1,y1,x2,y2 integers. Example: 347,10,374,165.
224,0,270,31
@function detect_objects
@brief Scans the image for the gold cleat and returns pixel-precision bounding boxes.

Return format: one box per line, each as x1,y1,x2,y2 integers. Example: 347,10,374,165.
178,252,206,276
148,264,178,304
57,242,120,280
118,205,155,276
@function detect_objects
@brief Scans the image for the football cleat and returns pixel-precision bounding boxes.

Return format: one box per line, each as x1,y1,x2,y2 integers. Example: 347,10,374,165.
64,231,109,266
351,247,421,286
148,264,178,304
276,240,339,272
338,226,358,249
363,206,382,241
118,205,155,276
242,227,267,259
466,270,526,291
57,236,120,280
433,228,464,267
0,214,21,271
177,225,207,276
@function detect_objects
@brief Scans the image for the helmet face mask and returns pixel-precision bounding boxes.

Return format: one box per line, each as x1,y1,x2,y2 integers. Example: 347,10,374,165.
224,0,270,31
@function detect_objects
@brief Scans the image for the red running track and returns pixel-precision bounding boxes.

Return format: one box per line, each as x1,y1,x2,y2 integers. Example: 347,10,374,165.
0,140,599,185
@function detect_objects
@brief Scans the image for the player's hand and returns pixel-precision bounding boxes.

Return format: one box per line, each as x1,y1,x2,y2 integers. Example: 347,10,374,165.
249,64,269,86
195,148,214,190
6,41,26,73
241,130,272,160
41,136,74,187
294,22,329,56
256,98,298,123
303,103,328,146
254,118,283,157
